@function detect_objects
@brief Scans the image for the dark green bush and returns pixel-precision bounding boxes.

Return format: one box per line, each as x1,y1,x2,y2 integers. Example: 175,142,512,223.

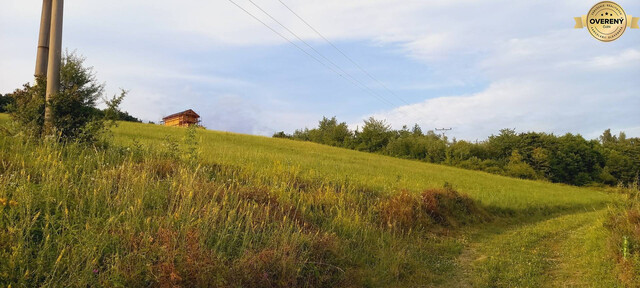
5,79,46,135
0,93,13,113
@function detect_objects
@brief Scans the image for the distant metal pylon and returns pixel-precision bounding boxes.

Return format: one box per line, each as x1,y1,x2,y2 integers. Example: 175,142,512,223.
435,128,452,140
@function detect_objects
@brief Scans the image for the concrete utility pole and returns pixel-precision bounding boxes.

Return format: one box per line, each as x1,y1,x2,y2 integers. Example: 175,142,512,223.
35,0,52,78
44,0,64,133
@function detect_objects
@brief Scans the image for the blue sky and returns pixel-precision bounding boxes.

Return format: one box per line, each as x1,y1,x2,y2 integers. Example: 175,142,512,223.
1,0,639,140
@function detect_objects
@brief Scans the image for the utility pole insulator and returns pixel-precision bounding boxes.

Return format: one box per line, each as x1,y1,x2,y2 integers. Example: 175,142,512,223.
435,128,453,140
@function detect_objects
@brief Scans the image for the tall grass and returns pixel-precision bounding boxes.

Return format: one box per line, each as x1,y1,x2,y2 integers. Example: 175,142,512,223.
0,129,464,286
606,184,640,287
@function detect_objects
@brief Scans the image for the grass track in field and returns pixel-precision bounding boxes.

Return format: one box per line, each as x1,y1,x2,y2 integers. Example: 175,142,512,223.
460,209,620,287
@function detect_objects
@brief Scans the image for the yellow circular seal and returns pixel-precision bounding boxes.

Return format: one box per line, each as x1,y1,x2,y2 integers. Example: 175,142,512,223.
587,1,627,42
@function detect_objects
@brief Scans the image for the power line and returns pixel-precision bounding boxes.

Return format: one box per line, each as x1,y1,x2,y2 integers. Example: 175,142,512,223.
229,0,435,131
226,0,396,107
272,0,444,135
276,0,411,106
274,0,437,131
246,0,398,107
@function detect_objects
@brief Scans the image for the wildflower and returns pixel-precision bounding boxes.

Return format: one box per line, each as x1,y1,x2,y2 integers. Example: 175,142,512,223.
0,198,17,207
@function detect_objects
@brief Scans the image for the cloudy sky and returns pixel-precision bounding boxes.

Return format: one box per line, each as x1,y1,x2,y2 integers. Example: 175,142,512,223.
1,0,639,140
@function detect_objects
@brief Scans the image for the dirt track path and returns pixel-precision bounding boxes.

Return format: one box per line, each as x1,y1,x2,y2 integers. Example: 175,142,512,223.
443,209,620,287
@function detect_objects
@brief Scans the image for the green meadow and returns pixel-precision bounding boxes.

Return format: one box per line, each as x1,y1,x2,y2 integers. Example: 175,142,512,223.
0,114,627,287
113,121,612,214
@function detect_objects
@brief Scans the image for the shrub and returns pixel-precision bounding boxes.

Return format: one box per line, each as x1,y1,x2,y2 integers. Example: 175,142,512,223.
421,187,490,226
48,52,105,141
357,117,392,152
0,93,13,113
378,187,488,232
272,131,291,139
5,51,129,143
505,150,538,180
378,190,429,231
5,80,47,135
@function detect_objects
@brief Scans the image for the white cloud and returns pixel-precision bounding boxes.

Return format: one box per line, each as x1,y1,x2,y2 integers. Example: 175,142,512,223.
368,75,639,140
401,34,453,61
586,49,640,69
365,22,640,139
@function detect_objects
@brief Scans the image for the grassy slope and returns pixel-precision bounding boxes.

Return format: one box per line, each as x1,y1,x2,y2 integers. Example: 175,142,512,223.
0,114,622,286
114,121,621,286
113,121,611,214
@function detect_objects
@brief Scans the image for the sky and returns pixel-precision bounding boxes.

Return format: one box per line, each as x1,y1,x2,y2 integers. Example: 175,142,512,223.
1,0,639,140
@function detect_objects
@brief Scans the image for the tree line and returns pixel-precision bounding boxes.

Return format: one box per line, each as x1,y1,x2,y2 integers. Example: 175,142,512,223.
274,117,640,186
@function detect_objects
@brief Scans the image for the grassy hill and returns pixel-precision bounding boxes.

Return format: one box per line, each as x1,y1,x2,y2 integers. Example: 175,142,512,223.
112,121,612,214
0,114,623,287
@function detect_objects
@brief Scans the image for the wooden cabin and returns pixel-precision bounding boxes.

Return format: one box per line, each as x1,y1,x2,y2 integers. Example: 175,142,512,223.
162,109,200,127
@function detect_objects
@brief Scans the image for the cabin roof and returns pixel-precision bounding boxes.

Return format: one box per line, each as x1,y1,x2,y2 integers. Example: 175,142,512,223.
162,109,200,120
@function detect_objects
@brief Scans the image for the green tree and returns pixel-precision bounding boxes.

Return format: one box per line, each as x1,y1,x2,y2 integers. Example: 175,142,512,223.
0,93,13,113
550,134,604,185
102,89,130,124
273,131,292,139
5,80,47,135
447,140,474,164
6,51,128,143
49,51,105,140
292,128,311,141
289,117,353,148
314,116,352,147
505,150,538,180
604,150,635,184
386,135,414,159
357,117,392,152
599,129,640,185
486,128,519,160
530,147,551,178
600,129,617,145
385,129,447,163
411,124,423,137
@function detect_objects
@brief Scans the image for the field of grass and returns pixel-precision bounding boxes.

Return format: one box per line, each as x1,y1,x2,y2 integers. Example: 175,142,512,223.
0,114,625,287
113,121,612,215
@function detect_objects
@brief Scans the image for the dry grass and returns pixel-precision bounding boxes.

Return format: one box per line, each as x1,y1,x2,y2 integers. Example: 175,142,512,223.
606,188,640,287
378,187,489,232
